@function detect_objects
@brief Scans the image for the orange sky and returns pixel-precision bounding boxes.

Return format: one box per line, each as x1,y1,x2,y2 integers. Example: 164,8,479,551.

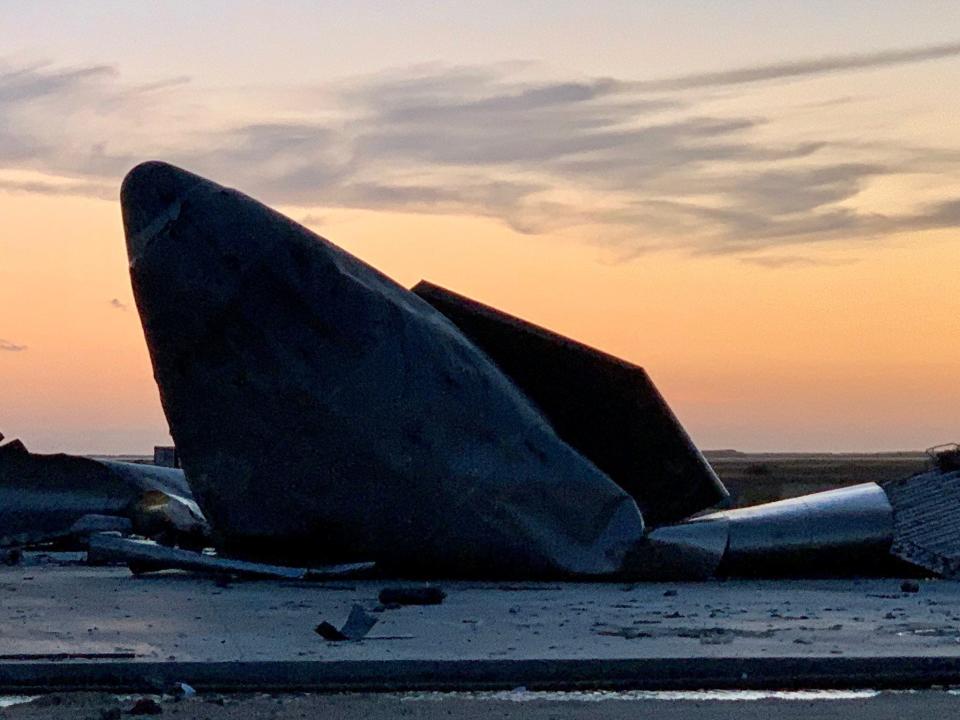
2,190,958,453
2,3,960,453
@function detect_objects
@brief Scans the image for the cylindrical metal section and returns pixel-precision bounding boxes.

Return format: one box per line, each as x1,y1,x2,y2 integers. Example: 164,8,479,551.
697,482,894,577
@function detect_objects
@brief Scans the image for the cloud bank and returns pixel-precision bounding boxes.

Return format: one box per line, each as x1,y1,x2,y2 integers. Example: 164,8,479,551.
1,42,960,260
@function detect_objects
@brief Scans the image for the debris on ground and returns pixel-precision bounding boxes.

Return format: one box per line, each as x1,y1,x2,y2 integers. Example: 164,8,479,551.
884,467,960,577
0,433,209,550
315,604,378,641
87,535,374,581
170,682,196,699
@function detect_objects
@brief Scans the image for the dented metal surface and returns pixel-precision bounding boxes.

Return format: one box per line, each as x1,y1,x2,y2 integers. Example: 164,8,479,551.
626,518,729,580
121,161,644,578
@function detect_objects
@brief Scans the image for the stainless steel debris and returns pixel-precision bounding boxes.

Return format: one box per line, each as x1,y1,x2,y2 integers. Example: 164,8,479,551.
0,435,208,548
699,482,896,577
120,161,645,578
884,468,960,577
87,535,375,580
413,280,728,526
644,471,960,579
316,604,378,641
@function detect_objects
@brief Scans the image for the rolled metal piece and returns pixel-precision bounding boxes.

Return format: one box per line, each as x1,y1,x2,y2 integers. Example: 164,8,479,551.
695,482,895,577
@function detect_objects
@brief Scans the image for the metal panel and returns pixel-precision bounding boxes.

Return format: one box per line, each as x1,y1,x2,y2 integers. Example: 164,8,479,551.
413,280,728,526
884,469,960,577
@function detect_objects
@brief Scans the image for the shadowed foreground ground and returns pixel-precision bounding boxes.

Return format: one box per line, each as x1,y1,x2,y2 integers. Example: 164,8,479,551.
7,690,960,720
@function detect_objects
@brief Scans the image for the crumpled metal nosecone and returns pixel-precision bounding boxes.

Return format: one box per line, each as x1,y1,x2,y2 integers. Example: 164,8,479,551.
120,161,645,578
695,483,895,577
412,281,728,527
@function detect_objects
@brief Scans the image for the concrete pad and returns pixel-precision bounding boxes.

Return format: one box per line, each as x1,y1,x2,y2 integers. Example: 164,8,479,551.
3,560,960,691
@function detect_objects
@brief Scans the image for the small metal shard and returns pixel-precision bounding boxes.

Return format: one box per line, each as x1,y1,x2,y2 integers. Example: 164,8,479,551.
340,604,379,639
316,604,378,641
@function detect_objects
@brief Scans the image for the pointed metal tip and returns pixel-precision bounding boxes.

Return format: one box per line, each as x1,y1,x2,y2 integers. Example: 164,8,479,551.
120,161,204,265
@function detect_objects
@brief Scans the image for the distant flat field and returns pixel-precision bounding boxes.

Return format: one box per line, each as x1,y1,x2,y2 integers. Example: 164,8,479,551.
704,451,930,508
102,451,934,510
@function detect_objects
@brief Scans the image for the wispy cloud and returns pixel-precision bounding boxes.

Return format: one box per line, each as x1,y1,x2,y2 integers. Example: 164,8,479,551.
739,255,859,269
0,60,187,180
631,41,960,91
1,42,960,261
0,338,27,352
0,177,112,199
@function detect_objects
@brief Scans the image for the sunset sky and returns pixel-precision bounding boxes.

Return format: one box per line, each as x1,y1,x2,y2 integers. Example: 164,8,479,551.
2,1,960,454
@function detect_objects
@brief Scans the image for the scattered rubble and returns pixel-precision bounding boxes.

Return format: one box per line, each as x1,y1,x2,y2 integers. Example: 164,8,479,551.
883,466,960,577
643,468,960,579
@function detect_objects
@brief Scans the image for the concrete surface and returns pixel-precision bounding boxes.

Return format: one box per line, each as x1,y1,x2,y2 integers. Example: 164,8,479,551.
4,557,960,691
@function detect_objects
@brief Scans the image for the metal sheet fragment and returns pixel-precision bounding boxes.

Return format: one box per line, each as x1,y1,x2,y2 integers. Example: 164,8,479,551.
87,535,375,580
